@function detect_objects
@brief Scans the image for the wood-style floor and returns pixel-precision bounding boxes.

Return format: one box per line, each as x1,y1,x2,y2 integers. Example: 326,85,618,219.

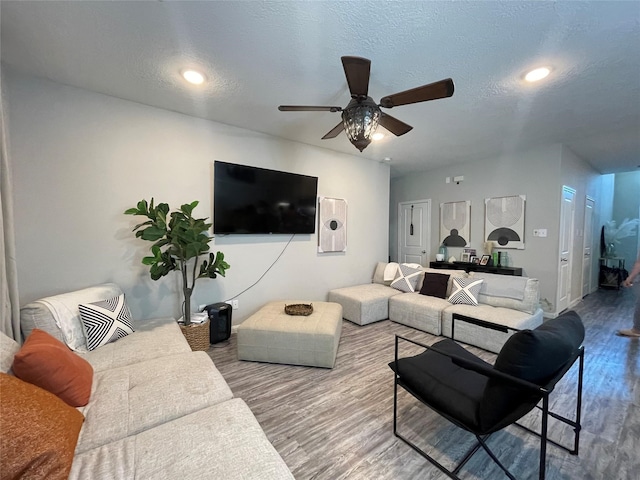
208,288,639,480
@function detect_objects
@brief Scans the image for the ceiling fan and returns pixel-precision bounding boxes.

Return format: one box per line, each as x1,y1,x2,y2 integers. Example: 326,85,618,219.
278,56,454,152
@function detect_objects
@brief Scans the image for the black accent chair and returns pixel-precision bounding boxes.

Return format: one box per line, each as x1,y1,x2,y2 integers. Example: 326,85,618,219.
389,310,585,480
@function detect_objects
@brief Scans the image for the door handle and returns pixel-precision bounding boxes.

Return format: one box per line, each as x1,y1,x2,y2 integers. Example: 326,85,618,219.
422,250,426,254
561,258,568,262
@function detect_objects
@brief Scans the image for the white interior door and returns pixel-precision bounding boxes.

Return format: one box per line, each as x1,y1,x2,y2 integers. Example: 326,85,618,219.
557,186,576,312
582,196,595,297
398,200,431,266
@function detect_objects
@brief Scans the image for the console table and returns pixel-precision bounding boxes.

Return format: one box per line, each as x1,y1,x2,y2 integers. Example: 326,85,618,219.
598,257,626,289
429,261,523,276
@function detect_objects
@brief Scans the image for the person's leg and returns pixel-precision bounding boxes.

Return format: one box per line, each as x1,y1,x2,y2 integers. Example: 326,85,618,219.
618,282,640,337
634,286,640,331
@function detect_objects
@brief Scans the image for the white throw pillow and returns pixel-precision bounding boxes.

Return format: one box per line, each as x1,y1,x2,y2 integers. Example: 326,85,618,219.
448,278,484,306
390,264,423,293
78,294,135,351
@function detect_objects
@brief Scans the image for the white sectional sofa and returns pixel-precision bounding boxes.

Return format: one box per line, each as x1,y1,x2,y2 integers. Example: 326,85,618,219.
329,262,543,353
2,284,293,480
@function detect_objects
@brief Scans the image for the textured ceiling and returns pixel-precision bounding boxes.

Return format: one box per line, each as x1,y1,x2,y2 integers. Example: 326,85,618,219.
1,1,639,176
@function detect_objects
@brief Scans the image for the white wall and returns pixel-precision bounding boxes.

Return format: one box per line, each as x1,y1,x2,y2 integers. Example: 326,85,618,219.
5,69,390,324
389,144,597,314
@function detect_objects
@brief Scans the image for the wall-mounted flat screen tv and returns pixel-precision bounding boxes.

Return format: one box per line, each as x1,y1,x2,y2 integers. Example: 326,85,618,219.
213,161,318,234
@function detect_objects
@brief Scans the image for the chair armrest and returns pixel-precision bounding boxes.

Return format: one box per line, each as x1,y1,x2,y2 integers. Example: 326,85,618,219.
393,334,546,393
452,313,523,334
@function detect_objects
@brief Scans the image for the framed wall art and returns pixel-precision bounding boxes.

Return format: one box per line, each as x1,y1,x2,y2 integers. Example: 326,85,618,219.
484,195,526,249
440,200,471,247
318,197,347,253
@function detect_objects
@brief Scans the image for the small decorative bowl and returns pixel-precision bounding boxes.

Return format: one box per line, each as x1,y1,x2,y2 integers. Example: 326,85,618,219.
284,303,313,316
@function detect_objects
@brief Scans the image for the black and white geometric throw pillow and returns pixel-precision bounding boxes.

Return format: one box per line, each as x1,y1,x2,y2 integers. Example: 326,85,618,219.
78,294,135,351
390,264,424,293
448,278,484,306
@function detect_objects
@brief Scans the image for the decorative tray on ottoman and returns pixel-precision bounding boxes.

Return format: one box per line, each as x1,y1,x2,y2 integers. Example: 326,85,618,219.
284,303,313,316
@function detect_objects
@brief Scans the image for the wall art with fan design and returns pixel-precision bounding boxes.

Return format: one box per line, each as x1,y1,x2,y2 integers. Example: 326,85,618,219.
318,197,347,253
484,195,526,249
440,201,471,247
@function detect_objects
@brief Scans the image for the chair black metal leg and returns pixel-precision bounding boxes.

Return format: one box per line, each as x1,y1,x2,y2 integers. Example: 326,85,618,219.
393,380,460,479
452,438,485,475
573,348,585,454
539,395,549,480
476,435,517,480
393,378,398,435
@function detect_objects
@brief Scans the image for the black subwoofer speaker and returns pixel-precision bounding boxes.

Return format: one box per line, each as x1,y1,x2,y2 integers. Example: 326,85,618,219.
205,302,233,344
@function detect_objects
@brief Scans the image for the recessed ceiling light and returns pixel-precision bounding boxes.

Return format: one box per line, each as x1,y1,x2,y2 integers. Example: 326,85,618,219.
182,69,206,85
525,67,551,83
372,132,385,141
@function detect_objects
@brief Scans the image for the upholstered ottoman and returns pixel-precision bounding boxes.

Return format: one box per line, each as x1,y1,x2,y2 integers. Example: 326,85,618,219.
237,301,342,368
328,284,401,325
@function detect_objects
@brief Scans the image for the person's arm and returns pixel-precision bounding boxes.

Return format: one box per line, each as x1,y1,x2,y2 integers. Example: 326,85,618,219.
622,254,640,287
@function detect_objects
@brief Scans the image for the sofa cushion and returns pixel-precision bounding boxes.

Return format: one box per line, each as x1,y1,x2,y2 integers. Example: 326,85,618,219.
20,283,123,352
75,351,234,453
419,272,450,299
77,316,190,372
389,293,447,335
12,329,93,407
448,278,483,306
69,399,294,480
79,294,135,351
471,272,539,314
390,264,423,293
0,331,20,374
1,373,85,480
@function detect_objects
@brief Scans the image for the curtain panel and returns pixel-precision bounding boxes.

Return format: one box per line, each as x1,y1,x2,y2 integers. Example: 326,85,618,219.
0,74,21,343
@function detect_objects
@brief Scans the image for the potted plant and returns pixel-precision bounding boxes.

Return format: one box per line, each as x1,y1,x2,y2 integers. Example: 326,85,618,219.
125,199,229,344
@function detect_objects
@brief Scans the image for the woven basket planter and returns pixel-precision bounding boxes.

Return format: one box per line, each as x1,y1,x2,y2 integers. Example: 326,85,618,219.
180,320,210,351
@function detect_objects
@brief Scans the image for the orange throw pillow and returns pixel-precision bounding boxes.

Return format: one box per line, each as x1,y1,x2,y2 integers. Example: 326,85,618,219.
0,373,85,480
12,329,93,407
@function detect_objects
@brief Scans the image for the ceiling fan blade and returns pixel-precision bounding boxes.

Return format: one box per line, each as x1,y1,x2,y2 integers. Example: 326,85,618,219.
341,56,371,98
378,113,413,137
379,78,454,108
278,105,342,112
322,122,345,139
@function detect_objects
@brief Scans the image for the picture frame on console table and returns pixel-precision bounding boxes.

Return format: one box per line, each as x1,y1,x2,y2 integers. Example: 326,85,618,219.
480,254,491,265
461,252,471,262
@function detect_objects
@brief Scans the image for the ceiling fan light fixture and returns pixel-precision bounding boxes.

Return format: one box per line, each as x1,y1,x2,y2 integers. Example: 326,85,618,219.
524,67,551,83
342,99,381,152
181,69,206,85
372,132,385,141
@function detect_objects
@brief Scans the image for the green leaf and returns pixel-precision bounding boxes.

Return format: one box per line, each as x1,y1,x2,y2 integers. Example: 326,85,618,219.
132,220,153,232
140,226,167,241
180,202,195,216
141,256,157,266
124,208,139,215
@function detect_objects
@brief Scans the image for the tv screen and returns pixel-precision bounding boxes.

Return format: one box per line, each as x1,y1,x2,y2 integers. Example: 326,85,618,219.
213,161,318,234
